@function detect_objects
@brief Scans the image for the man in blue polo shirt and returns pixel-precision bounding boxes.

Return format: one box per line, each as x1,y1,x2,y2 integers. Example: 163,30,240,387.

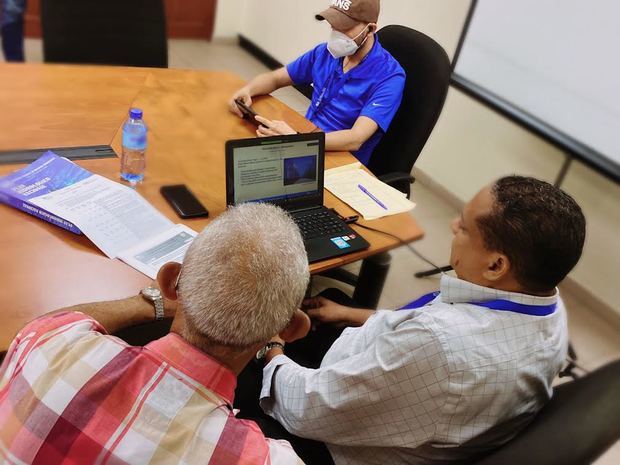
228,0,405,166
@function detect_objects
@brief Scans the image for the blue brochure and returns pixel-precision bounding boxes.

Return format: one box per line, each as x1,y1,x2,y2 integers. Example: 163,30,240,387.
0,151,88,234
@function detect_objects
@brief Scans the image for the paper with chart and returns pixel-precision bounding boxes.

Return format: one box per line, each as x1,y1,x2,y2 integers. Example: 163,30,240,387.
117,224,197,279
0,151,198,278
32,174,175,258
324,163,416,220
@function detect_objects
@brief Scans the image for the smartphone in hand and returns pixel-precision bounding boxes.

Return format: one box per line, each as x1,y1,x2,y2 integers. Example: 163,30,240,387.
235,99,264,127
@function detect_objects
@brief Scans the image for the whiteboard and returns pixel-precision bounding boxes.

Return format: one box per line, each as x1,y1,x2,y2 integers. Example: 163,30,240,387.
453,0,620,180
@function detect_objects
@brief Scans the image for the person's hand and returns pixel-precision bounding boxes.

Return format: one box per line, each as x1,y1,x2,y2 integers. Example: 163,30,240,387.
255,116,297,137
304,297,375,327
264,309,310,363
229,87,252,117
269,335,286,345
303,296,352,325
271,309,311,345
282,309,311,343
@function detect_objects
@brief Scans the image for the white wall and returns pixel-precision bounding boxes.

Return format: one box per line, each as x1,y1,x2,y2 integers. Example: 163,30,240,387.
214,0,620,316
218,0,470,64
213,0,248,39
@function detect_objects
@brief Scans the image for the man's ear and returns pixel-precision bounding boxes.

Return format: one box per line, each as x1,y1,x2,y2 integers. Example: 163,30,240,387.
368,23,378,34
483,254,511,282
157,262,182,301
279,310,311,343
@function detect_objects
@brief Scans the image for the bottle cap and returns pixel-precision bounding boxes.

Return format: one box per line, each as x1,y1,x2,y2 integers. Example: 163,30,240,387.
129,108,143,119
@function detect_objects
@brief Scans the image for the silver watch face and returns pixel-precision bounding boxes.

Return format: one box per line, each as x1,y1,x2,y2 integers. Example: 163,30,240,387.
256,347,267,360
141,287,161,300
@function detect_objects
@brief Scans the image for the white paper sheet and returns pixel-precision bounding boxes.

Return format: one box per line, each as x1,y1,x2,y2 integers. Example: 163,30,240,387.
31,175,173,258
325,163,416,220
117,224,197,279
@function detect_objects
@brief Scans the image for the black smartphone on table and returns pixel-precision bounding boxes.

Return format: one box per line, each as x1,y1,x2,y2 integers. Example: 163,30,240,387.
160,184,209,219
235,99,264,127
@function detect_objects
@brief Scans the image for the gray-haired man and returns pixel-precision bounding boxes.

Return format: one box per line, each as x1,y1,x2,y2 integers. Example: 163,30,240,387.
0,204,311,465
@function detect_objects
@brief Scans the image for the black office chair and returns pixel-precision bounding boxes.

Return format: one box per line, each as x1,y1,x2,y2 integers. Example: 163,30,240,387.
473,359,620,465
40,0,168,68
322,26,451,308
370,25,451,198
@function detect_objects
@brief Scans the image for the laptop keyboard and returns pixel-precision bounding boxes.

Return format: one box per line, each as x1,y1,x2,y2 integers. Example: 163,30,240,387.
295,210,350,240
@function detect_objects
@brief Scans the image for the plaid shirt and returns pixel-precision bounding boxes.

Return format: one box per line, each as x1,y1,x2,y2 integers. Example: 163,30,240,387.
0,312,304,465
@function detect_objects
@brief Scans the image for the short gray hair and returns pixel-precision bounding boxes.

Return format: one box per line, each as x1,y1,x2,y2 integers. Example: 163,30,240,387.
178,203,309,348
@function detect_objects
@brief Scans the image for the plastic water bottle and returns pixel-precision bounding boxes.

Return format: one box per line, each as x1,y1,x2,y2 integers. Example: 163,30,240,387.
121,108,147,185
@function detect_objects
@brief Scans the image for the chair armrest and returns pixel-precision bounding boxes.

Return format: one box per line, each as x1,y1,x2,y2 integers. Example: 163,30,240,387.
378,172,415,198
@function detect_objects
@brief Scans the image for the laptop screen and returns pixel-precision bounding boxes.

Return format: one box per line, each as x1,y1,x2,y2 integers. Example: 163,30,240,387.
226,133,325,209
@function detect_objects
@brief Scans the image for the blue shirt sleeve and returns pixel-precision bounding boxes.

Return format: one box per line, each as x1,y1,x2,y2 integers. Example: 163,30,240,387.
359,72,406,133
286,45,323,86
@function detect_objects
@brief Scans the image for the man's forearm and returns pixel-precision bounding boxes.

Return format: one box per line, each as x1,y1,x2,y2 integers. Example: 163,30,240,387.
325,116,378,151
325,129,366,151
343,308,375,327
57,296,161,334
245,70,285,97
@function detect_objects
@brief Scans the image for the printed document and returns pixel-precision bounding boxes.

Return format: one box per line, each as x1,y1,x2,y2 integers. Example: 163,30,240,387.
325,163,416,220
32,175,174,258
0,151,198,278
117,224,197,279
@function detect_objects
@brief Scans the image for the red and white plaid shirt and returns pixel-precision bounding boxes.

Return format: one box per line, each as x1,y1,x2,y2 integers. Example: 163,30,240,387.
0,312,304,465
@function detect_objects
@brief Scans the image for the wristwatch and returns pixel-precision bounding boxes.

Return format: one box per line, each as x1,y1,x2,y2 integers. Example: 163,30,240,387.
256,341,285,360
140,286,165,321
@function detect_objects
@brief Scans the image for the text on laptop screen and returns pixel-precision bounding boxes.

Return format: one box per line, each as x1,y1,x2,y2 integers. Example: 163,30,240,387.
232,139,321,204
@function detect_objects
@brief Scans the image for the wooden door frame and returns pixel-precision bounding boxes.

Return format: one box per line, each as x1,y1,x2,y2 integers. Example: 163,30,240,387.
24,0,42,38
24,0,218,40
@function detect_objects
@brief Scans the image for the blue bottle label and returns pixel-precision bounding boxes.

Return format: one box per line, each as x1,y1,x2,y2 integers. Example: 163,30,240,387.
123,132,147,150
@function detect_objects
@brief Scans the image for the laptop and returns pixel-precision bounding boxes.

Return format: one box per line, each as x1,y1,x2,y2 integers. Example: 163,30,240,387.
225,133,370,263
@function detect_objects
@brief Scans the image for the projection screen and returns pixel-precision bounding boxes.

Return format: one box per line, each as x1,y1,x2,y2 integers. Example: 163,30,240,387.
452,0,620,182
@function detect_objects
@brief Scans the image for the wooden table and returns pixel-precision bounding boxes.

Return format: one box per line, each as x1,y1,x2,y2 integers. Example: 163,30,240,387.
0,63,424,351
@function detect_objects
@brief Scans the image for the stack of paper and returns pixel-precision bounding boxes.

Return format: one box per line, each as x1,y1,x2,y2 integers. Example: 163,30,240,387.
325,163,416,220
0,151,197,279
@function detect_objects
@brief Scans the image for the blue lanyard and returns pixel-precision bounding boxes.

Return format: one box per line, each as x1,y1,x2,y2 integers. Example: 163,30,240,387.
400,291,557,316
308,60,352,119
400,292,440,309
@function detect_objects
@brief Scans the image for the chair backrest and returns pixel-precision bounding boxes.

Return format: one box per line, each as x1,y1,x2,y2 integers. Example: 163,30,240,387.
368,25,451,178
475,360,620,465
41,0,168,68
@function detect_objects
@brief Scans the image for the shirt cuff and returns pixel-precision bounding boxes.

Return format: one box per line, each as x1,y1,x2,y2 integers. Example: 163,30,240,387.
260,354,294,413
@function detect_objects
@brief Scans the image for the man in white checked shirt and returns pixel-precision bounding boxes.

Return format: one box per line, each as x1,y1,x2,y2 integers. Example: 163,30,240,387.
248,176,586,465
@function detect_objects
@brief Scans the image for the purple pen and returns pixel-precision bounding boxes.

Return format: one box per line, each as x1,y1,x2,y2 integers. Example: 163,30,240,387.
358,184,388,210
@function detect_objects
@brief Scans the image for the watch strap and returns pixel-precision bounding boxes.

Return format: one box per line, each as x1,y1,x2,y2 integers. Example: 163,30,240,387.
153,297,165,321
256,341,285,360
265,341,284,352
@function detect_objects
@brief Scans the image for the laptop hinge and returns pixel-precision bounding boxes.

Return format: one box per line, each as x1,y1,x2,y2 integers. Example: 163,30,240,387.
289,205,324,214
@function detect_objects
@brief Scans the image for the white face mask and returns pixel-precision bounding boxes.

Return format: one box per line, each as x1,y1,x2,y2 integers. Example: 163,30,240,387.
327,26,370,59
